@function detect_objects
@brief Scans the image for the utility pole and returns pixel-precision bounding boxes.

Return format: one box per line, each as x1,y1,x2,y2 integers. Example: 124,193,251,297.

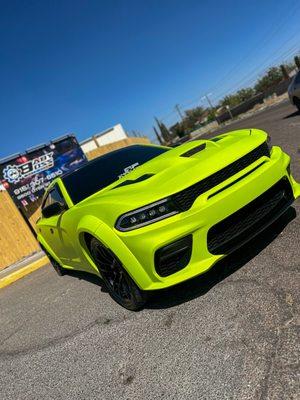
174,104,184,121
204,93,214,109
201,93,219,125
226,105,233,120
202,93,219,125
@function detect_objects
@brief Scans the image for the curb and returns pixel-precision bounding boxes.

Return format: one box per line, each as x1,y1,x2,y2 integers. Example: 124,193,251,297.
0,256,49,289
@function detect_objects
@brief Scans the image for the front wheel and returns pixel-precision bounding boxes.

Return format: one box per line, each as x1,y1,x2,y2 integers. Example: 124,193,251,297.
89,238,147,311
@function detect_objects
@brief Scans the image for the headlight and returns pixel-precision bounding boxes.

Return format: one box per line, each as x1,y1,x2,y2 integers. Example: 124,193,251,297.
115,198,179,231
267,135,272,153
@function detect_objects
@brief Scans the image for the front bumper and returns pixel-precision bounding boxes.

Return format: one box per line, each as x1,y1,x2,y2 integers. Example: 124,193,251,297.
116,146,300,290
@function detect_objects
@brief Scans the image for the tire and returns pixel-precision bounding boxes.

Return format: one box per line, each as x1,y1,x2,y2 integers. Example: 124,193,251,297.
89,238,147,311
44,251,65,276
295,97,300,112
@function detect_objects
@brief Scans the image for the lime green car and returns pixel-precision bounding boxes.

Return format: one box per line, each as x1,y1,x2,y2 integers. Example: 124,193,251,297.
37,129,300,310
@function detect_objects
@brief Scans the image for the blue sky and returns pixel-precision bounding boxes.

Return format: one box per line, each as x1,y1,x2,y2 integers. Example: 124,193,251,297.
1,0,300,158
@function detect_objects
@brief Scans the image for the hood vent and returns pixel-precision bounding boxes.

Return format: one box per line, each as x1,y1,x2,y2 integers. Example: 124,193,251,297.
113,174,154,189
180,143,206,157
211,137,223,142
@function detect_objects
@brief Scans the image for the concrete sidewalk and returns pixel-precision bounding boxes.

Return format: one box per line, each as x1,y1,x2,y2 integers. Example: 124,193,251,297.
0,251,49,289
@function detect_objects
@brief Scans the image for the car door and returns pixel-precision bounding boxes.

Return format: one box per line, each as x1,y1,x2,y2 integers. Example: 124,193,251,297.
39,183,76,266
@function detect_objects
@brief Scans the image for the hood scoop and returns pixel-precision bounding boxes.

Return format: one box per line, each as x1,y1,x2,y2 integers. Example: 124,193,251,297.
112,174,154,189
211,136,223,142
180,143,206,157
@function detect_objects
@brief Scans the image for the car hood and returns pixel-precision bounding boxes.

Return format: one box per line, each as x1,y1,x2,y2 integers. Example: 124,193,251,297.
77,129,267,222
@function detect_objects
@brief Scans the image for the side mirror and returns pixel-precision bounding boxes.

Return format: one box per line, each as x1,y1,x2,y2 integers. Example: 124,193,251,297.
42,202,65,218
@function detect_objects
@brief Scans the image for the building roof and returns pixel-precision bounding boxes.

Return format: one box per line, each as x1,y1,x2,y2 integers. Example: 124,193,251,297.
79,124,125,145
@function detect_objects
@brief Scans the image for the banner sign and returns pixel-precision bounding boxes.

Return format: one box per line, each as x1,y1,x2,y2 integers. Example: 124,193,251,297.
0,135,87,219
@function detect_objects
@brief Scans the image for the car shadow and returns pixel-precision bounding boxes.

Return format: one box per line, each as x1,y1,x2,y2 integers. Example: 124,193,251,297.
146,206,297,310
283,110,300,119
65,269,108,293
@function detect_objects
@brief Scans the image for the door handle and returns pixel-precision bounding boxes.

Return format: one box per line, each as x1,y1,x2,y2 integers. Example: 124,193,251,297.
50,228,54,234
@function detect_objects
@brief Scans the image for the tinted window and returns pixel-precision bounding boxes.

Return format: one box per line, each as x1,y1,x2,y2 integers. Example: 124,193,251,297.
42,185,66,210
295,72,300,84
63,145,168,204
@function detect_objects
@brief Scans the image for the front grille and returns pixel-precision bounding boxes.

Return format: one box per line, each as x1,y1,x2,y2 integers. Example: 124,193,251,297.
207,178,294,255
172,142,270,211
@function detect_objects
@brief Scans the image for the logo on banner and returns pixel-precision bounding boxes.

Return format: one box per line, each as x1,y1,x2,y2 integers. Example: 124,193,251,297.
3,152,54,184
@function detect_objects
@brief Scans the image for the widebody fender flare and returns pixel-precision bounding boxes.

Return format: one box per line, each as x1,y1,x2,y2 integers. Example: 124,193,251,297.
82,221,153,289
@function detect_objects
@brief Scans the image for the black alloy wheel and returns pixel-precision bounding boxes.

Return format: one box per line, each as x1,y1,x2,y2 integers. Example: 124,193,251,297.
89,238,147,311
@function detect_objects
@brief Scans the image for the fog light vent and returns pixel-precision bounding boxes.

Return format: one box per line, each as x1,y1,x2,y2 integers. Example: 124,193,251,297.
155,235,193,277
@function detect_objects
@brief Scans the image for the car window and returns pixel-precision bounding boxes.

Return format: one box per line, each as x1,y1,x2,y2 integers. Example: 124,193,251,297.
295,72,300,85
42,184,66,211
62,145,169,204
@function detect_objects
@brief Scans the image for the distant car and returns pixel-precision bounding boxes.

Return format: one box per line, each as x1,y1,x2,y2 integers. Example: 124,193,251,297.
37,131,300,310
288,70,300,111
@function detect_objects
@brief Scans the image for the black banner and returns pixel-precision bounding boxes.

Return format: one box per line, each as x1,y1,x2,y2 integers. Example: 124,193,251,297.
0,135,87,220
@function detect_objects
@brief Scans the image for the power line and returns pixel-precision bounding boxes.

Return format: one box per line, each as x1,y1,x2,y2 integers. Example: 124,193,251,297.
179,29,298,112
185,42,299,112
161,41,300,122
214,42,300,101
206,0,300,95
158,1,300,125
214,41,299,98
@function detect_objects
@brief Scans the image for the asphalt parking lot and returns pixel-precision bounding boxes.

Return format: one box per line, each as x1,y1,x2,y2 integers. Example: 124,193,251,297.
0,101,299,400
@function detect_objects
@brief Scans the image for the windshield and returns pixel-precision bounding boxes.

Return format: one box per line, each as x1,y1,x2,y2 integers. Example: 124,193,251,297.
62,145,169,204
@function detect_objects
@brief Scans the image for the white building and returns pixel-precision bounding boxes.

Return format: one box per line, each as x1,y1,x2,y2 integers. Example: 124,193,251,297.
80,124,128,153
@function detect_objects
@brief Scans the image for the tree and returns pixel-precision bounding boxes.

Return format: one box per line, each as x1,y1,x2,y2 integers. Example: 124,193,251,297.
254,67,283,93
153,126,163,144
280,64,289,80
236,88,255,102
220,87,255,108
170,122,186,138
170,106,207,137
154,117,171,143
207,109,217,123
184,106,205,128
159,122,171,142
220,94,238,108
284,61,297,73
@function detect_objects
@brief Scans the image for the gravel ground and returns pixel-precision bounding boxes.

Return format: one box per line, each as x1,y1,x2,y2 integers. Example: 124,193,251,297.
0,101,299,400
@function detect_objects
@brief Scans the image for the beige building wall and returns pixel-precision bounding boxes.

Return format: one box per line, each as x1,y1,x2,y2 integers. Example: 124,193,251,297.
86,137,151,160
80,124,128,153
